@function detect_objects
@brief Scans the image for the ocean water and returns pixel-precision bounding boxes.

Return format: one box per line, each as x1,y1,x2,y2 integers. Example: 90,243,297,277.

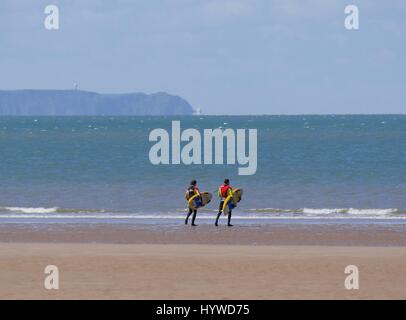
1,115,406,224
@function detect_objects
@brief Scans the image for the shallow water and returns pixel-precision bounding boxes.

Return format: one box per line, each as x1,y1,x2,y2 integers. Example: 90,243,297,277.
1,115,406,224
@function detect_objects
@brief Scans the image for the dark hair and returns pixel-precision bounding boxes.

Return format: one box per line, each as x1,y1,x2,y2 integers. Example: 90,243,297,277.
224,178,230,185
190,180,197,186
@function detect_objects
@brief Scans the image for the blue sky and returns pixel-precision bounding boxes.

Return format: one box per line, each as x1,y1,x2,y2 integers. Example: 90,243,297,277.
0,0,405,114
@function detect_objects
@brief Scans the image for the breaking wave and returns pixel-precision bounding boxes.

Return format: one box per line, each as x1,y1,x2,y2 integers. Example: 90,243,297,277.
0,206,105,214
0,206,404,220
248,207,402,217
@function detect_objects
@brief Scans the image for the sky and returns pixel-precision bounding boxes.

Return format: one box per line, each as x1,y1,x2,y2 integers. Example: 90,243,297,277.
0,0,405,114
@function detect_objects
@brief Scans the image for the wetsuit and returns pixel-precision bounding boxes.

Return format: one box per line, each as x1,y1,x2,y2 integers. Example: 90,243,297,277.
185,185,200,226
215,184,233,226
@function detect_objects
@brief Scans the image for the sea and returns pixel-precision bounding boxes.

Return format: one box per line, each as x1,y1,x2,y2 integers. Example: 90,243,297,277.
1,115,406,225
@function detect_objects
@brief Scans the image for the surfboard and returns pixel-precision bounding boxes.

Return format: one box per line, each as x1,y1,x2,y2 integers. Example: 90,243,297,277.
222,188,243,216
188,192,213,210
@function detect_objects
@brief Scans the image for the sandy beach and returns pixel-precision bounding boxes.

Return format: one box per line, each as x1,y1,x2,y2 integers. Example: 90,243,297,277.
1,223,406,300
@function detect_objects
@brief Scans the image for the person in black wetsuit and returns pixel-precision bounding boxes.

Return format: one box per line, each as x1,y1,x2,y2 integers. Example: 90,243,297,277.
185,180,201,226
215,178,234,227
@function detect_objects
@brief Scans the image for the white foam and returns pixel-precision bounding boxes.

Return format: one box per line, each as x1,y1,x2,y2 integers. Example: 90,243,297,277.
3,207,59,214
302,208,346,215
0,207,403,221
346,208,398,215
302,208,398,216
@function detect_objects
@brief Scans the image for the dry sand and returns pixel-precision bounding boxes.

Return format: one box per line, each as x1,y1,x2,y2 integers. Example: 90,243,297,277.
1,223,406,299
1,243,406,299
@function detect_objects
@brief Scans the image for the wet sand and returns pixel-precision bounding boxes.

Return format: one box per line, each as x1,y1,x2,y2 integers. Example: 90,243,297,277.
1,223,406,299
1,222,406,246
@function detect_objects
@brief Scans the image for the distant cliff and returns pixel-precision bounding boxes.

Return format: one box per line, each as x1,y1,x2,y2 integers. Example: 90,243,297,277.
0,90,194,115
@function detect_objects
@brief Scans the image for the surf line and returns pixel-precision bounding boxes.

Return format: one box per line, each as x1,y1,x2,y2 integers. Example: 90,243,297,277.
148,121,257,175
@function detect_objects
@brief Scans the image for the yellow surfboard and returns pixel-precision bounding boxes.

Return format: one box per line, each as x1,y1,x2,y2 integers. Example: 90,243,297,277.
222,188,243,216
188,192,213,210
